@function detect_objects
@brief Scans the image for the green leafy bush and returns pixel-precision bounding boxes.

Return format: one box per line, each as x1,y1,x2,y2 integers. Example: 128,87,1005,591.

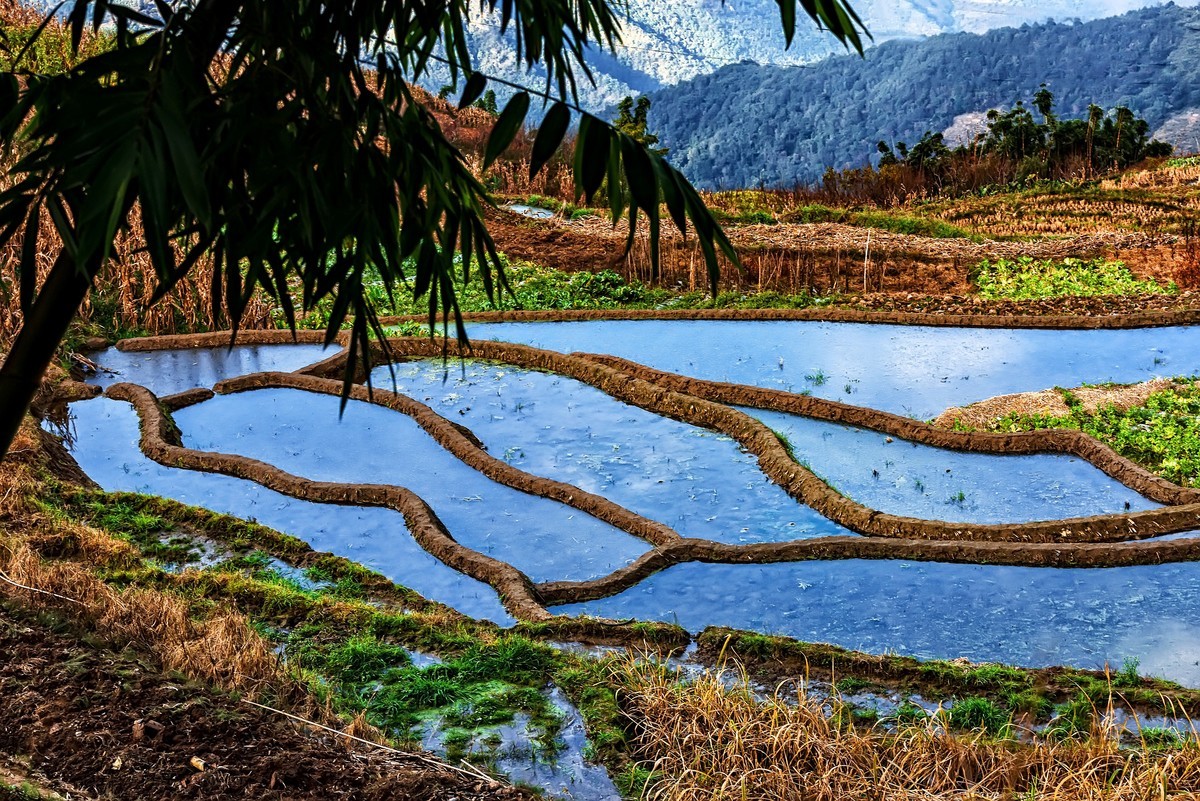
992,382,1200,486
972,257,1175,300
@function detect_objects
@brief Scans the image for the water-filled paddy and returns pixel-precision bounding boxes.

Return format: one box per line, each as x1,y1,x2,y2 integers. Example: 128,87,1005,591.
172,388,650,583
61,398,514,623
66,324,1200,685
468,320,1200,419
749,409,1159,523
554,559,1200,685
88,343,332,395
371,360,850,543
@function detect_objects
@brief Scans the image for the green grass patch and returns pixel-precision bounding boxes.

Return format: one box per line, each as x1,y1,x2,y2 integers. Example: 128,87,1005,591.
1046,692,1096,740
851,210,973,239
779,203,851,225
287,631,568,764
292,254,833,326
0,781,41,801
776,204,971,238
289,257,672,327
710,208,777,225
1166,155,1200,169
990,381,1200,487
60,493,609,771
971,257,1176,300
945,696,1012,738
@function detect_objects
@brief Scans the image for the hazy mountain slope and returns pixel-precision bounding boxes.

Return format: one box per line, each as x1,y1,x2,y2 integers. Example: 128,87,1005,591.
418,0,1197,111
24,0,1198,115
645,4,1200,188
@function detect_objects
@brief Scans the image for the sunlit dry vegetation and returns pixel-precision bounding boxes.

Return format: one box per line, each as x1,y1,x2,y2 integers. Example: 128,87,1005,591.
0,3,276,351
621,662,1200,801
923,180,1200,239
0,420,288,697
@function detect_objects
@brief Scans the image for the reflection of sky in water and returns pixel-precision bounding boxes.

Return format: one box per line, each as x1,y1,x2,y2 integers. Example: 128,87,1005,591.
749,409,1158,523
467,320,1200,420
61,332,1200,685
174,389,649,583
87,343,332,395
555,559,1200,686
59,398,513,624
370,360,851,543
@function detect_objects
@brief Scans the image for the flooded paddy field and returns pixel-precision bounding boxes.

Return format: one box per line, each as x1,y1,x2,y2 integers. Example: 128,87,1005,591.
63,320,1200,680
468,320,1200,420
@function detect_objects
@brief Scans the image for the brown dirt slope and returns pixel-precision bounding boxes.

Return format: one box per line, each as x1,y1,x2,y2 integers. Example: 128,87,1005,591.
934,379,1178,429
487,207,1192,297
0,602,530,801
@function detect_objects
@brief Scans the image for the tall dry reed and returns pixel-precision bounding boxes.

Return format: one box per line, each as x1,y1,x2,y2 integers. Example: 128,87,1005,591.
0,419,284,695
622,661,1200,800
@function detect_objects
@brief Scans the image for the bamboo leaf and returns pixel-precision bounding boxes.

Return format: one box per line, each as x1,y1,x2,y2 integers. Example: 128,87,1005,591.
458,72,487,108
579,115,609,201
775,0,796,47
483,91,530,170
529,101,569,179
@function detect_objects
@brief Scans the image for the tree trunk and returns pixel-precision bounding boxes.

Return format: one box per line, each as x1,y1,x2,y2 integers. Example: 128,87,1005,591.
0,252,94,458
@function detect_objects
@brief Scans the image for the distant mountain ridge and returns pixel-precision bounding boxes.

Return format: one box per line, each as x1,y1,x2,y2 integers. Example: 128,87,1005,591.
643,3,1200,188
23,0,1200,117
419,0,1197,111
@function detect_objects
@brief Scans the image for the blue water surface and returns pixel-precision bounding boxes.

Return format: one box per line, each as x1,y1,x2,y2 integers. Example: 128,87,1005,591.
468,320,1200,420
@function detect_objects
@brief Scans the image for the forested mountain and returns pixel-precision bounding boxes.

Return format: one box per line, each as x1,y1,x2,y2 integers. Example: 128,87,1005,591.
646,4,1200,187
21,0,1200,116
417,0,1197,112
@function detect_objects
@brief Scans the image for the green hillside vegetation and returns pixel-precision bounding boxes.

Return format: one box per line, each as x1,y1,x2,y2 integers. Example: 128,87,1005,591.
648,4,1200,187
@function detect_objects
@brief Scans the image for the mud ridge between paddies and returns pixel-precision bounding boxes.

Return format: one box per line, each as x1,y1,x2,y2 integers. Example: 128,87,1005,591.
933,379,1181,430
378,297,1200,330
98,332,1200,628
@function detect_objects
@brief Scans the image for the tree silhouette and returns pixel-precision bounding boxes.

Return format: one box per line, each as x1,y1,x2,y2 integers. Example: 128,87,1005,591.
0,0,867,457
614,95,667,156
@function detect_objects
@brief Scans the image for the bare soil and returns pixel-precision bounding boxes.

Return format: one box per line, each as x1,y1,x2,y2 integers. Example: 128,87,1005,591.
486,208,1195,298
0,602,531,801
933,379,1179,430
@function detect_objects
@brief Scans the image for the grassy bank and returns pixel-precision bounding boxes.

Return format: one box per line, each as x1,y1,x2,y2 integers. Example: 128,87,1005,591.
975,381,1200,487
8,412,1200,798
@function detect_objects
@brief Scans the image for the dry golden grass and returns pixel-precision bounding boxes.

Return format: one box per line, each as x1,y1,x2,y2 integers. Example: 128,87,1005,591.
0,418,284,696
0,538,283,694
936,195,1200,238
923,163,1200,239
622,663,1200,801
1103,164,1200,192
0,414,422,757
0,182,276,349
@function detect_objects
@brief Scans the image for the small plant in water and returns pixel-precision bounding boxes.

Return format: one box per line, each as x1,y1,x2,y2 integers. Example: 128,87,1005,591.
888,700,929,726
804,370,828,386
1116,656,1141,686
